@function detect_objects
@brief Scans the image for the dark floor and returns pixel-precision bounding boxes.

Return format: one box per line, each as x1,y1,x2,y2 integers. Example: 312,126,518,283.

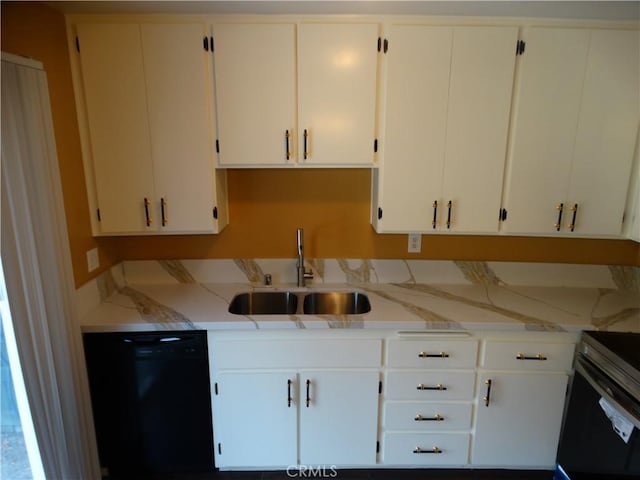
138,468,553,480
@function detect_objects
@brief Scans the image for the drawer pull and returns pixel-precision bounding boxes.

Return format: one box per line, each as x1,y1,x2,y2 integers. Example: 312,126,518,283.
417,383,447,391
415,414,444,422
418,351,450,358
413,446,442,454
516,353,548,361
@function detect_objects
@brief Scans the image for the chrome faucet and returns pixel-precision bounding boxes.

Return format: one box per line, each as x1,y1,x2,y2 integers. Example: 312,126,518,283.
296,228,313,287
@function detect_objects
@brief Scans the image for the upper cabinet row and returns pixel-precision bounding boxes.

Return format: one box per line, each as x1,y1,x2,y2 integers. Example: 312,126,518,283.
214,23,378,167
372,25,639,237
69,18,639,238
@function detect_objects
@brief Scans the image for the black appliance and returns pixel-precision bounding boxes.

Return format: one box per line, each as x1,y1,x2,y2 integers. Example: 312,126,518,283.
555,330,640,479
83,331,214,479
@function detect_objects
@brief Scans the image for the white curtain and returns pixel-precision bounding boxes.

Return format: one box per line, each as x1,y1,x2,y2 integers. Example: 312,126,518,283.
1,53,100,480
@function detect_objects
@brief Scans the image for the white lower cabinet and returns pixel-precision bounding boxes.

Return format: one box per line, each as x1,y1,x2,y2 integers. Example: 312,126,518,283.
299,370,379,466
211,332,576,470
472,372,568,467
210,337,381,469
471,338,575,468
214,371,297,468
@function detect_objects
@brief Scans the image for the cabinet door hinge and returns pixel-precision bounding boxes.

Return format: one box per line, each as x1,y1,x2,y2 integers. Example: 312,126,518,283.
213,206,218,220
214,382,219,395
377,207,383,220
96,208,101,222
75,36,80,53
378,380,382,394
374,139,378,153
499,208,507,222
516,40,526,56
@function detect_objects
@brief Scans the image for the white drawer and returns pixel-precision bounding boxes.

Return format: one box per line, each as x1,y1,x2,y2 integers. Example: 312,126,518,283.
383,432,470,465
385,371,475,401
212,339,382,369
387,339,478,369
384,402,472,431
481,340,574,372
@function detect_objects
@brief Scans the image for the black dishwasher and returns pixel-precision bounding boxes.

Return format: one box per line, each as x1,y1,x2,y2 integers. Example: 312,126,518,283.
83,331,214,479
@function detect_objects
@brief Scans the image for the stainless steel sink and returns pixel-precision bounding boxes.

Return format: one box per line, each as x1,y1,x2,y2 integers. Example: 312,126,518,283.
302,291,371,315
228,291,298,315
228,290,371,315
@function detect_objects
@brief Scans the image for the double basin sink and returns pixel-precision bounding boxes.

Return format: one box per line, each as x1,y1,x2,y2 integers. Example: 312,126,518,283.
229,291,371,316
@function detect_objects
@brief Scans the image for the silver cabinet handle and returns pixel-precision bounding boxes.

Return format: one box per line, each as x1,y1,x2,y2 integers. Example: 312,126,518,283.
303,129,310,160
483,378,492,407
417,383,447,391
413,446,442,454
160,197,168,226
554,203,564,231
418,351,449,358
432,200,438,229
415,414,444,421
285,130,291,160
516,353,547,361
144,197,152,226
567,203,578,231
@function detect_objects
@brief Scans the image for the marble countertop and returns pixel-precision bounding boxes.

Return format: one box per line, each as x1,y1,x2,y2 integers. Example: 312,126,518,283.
79,273,640,334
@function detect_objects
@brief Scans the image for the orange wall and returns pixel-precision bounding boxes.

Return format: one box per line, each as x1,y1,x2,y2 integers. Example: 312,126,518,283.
1,1,119,288
3,3,639,289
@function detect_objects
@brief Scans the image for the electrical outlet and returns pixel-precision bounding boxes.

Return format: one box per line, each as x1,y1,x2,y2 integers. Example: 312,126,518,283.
87,248,99,272
408,233,421,253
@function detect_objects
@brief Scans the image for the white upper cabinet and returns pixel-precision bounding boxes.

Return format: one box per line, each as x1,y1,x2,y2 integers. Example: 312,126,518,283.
502,28,639,237
374,26,452,232
441,27,518,233
213,23,296,166
74,21,227,235
76,23,154,234
373,25,517,233
212,22,379,167
297,23,379,166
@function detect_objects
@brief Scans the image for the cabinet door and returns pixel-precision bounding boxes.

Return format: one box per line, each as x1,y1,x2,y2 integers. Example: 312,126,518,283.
299,370,379,465
567,30,640,236
502,28,590,234
298,23,378,166
213,372,297,468
141,23,220,232
472,372,568,467
213,23,296,166
442,27,517,232
376,26,453,231
76,23,155,233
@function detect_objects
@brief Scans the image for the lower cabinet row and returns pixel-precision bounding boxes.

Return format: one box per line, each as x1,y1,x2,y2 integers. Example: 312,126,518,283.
210,334,575,470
